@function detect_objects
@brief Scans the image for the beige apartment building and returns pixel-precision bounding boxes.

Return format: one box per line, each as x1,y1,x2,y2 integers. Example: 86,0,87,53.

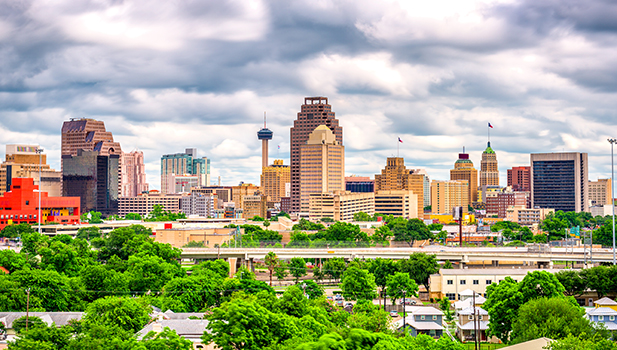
300,125,345,213
589,178,612,207
450,153,478,205
120,150,149,198
261,159,290,203
154,227,238,248
505,205,554,226
231,183,261,210
309,191,375,222
0,145,62,197
374,190,418,219
243,194,268,219
374,157,425,219
118,191,185,216
429,269,561,301
431,180,469,214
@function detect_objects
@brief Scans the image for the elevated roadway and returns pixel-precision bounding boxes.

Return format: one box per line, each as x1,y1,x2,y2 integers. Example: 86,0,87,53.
181,246,613,266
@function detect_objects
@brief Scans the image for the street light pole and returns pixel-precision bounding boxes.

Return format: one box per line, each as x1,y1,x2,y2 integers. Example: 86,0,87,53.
36,148,44,234
610,139,617,265
402,289,407,335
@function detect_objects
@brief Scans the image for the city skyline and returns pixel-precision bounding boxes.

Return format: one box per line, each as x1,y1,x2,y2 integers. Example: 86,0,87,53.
1,1,617,188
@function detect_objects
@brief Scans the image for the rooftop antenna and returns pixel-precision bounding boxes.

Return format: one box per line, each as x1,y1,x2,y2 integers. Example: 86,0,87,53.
463,146,465,153
264,111,266,128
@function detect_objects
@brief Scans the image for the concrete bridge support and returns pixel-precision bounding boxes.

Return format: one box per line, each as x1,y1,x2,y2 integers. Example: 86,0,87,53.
228,257,238,277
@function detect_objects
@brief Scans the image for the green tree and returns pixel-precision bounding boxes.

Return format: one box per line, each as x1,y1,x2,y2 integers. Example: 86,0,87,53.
555,270,587,297
264,251,279,286
541,211,569,240
581,266,612,298
9,269,79,311
371,226,393,246
126,254,183,293
274,262,288,284
483,277,523,343
323,222,369,247
124,213,142,221
8,321,73,349
427,223,443,231
297,280,323,300
548,335,617,350
161,276,218,312
443,260,453,269
292,219,324,231
76,226,101,241
386,272,418,305
353,212,374,222
82,296,151,333
392,218,432,247
289,257,307,283
141,327,193,350
0,250,31,273
0,223,34,239
397,252,439,292
518,270,566,301
204,297,298,350
322,258,346,282
369,258,397,306
250,216,265,221
11,316,46,334
346,299,392,333
287,230,311,248
438,297,454,322
341,266,377,301
80,265,129,302
511,297,595,344
81,211,104,224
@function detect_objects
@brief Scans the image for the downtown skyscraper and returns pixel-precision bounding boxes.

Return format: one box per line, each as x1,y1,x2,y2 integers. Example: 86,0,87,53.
290,97,342,213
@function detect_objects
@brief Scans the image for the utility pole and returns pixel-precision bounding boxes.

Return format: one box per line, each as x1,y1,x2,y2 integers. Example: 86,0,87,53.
610,138,616,265
402,289,407,335
25,288,31,332
473,292,478,350
36,148,43,234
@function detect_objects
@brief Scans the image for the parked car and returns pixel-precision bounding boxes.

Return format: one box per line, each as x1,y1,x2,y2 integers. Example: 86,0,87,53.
389,311,399,317
344,302,353,308
334,294,343,301
399,298,417,305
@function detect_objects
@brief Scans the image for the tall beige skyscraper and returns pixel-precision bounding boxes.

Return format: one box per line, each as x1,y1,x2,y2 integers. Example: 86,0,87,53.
450,152,478,206
374,157,425,218
431,180,469,214
589,178,612,206
290,97,342,213
480,142,499,188
120,150,149,197
300,125,345,213
261,159,290,203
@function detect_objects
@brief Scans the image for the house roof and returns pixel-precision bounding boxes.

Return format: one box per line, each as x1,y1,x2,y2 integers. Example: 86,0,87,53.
458,306,489,316
459,289,479,297
437,268,563,276
0,312,83,329
407,306,443,316
457,320,489,330
137,320,209,341
454,296,486,310
394,319,443,330
500,338,553,350
587,308,617,316
595,297,617,306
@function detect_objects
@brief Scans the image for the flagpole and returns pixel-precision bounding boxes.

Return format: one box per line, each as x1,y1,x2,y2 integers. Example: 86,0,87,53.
397,139,399,158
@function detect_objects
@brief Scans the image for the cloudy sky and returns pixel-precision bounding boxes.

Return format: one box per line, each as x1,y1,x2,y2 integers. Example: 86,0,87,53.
2,0,617,189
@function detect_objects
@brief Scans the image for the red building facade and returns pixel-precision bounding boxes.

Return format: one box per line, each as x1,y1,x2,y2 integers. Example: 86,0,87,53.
507,166,531,192
0,178,80,229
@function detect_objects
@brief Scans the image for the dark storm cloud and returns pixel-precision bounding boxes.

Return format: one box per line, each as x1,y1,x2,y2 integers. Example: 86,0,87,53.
0,0,617,186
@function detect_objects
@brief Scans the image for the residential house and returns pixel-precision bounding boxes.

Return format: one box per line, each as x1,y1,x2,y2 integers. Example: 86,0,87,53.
393,306,444,338
455,306,498,343
138,319,212,350
587,297,617,331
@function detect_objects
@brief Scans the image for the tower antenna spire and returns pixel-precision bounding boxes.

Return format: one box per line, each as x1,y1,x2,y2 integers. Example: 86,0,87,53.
264,111,266,128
